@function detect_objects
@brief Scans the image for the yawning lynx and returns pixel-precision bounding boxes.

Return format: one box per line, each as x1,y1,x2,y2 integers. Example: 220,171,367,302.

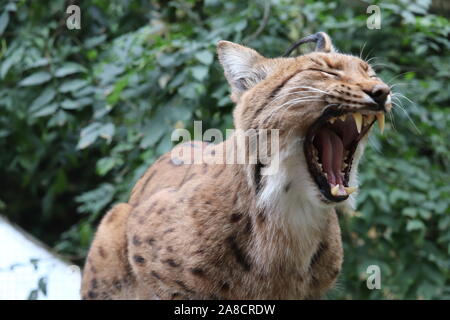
81,32,391,299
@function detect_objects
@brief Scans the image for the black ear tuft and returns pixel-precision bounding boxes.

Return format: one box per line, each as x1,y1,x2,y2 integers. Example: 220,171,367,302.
283,32,335,57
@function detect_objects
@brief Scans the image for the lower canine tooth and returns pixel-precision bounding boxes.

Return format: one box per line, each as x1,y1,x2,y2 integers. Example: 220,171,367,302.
344,186,358,194
331,185,339,196
353,112,363,133
376,113,385,134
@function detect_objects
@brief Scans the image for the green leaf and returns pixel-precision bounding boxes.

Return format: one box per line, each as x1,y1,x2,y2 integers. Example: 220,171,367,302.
191,66,209,81
77,122,102,149
0,11,9,36
55,63,86,77
29,87,56,113
99,123,115,142
406,220,425,231
97,157,116,176
19,71,52,86
195,50,214,65
61,98,92,110
59,79,88,93
32,103,58,118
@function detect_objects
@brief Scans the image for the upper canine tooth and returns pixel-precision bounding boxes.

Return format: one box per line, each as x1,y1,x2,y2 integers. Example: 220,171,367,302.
376,113,385,134
353,112,363,133
331,185,339,196
328,117,336,124
344,186,358,195
339,115,347,121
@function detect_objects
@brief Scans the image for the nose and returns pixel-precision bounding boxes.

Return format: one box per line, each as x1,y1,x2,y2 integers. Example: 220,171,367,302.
365,84,390,109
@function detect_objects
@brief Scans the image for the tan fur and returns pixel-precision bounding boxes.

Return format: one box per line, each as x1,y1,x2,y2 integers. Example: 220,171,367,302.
81,34,390,299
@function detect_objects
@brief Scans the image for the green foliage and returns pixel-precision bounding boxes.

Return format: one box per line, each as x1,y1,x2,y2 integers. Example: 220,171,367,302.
1,0,449,299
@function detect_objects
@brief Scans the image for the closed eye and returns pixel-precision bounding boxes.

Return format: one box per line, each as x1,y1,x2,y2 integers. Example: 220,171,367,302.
309,68,340,78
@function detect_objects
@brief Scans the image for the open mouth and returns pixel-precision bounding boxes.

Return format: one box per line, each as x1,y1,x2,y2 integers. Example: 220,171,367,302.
304,107,385,202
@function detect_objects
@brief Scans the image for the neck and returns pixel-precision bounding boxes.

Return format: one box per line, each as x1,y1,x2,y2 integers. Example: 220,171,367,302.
244,137,333,273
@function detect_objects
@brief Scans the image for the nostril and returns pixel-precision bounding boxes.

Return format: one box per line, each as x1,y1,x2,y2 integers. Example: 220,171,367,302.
369,84,390,107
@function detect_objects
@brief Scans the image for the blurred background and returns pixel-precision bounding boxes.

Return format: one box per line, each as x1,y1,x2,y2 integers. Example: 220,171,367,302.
0,0,449,299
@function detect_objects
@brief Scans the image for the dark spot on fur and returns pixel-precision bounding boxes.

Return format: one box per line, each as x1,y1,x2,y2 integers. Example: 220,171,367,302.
210,150,216,156
133,255,146,265
88,290,98,299
151,271,161,280
163,228,175,234
245,217,252,233
202,163,208,174
311,275,320,287
113,279,122,290
132,235,142,246
226,236,251,271
284,181,292,193
171,292,181,299
256,211,266,226
90,265,98,274
174,280,195,294
221,282,230,292
254,161,263,194
310,241,329,268
194,249,205,255
164,259,181,268
332,268,341,277
190,267,205,277
98,246,107,259
230,213,242,223
91,278,98,289
167,246,174,253
146,237,156,246
157,207,165,215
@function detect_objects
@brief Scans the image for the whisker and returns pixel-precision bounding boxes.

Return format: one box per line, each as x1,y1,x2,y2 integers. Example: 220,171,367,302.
392,101,421,134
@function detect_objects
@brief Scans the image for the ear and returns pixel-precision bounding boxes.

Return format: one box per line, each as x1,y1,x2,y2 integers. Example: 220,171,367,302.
217,41,269,102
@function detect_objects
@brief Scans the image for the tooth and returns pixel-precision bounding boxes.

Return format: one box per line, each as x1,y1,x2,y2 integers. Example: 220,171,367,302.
344,186,358,195
352,112,362,133
376,113,385,134
328,118,336,124
339,115,346,121
366,114,374,125
331,185,339,196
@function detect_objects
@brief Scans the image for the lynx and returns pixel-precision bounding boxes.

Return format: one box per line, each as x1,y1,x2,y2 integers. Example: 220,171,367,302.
81,32,391,299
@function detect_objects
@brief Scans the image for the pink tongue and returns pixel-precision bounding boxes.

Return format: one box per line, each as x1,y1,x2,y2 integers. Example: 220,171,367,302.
314,128,344,186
